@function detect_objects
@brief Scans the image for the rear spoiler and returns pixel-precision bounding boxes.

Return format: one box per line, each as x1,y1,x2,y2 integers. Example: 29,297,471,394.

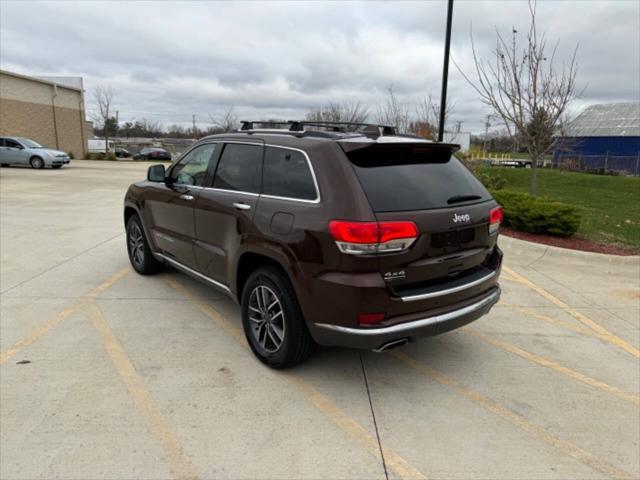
338,137,461,154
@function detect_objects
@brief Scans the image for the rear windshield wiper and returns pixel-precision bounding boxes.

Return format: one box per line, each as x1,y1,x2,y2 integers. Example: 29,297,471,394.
447,194,482,204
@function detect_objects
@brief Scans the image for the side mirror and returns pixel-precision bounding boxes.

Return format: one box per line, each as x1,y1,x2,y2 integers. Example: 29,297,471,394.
147,164,166,182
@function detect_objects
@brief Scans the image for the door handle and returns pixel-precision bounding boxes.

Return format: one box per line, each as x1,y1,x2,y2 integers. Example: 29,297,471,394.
180,194,195,201
233,202,251,211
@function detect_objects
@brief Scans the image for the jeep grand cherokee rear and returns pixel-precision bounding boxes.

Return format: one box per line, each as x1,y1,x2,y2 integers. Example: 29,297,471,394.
304,140,502,351
124,121,501,368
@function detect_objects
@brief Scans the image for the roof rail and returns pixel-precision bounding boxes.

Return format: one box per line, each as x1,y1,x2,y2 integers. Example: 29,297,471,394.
240,120,297,131
239,120,398,139
288,121,396,137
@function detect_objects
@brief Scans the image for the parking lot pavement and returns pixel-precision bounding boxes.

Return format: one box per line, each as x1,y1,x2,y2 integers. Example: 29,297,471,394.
1,160,639,480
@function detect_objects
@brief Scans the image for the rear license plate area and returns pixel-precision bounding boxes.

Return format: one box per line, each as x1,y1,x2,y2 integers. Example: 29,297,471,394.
431,227,475,248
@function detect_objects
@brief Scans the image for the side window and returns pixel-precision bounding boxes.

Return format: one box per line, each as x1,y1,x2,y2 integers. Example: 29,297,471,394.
170,143,217,186
0,138,5,147
5,139,22,149
213,143,262,193
263,147,317,200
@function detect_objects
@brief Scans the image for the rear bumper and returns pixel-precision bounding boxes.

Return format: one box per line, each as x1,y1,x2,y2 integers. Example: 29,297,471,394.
310,286,500,350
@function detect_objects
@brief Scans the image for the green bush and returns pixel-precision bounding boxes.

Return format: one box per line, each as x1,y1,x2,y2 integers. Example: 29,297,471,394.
464,160,506,191
491,189,581,237
477,171,506,191
67,151,75,160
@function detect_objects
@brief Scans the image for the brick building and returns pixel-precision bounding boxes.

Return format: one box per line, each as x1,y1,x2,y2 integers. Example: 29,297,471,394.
0,70,87,157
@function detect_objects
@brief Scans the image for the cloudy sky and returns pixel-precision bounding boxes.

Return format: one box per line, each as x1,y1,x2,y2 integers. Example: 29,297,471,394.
1,0,638,133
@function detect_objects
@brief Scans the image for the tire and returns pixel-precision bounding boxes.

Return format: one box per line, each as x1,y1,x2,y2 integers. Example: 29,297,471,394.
1,164,9,167
30,157,44,169
126,213,163,275
52,165,62,169
241,266,315,368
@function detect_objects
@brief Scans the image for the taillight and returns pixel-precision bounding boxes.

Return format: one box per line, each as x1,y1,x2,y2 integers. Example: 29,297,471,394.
489,206,502,235
329,220,418,255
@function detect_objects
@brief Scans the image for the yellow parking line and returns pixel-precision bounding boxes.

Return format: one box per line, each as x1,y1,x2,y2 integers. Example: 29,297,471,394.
510,305,597,337
390,351,635,480
0,267,130,366
503,266,639,359
465,330,640,406
166,278,426,480
85,301,199,480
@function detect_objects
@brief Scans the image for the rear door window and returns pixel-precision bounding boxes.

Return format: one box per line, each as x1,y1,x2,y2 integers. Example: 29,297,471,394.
346,144,491,212
213,143,262,193
262,147,317,201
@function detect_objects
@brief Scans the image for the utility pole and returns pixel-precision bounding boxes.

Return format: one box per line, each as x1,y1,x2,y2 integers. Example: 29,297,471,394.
455,120,463,133
437,0,454,142
192,114,197,137
482,114,492,155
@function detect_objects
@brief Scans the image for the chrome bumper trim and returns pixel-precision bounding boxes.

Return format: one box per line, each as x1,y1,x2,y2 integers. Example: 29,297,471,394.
315,288,500,336
399,270,497,302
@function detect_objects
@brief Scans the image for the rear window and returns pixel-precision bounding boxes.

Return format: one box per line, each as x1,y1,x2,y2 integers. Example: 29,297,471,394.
213,143,262,193
347,144,491,212
262,147,317,200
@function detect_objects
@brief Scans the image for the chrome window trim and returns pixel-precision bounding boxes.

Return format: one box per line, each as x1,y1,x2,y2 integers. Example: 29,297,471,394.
399,270,497,302
315,288,500,336
204,187,260,197
160,140,322,204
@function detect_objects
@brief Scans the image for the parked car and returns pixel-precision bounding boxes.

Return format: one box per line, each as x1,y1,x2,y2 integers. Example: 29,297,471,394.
133,147,172,161
0,137,70,169
490,159,532,168
123,121,503,368
88,138,115,155
115,147,131,158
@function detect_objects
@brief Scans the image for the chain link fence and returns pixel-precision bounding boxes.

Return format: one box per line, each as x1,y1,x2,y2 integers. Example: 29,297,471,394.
553,154,640,176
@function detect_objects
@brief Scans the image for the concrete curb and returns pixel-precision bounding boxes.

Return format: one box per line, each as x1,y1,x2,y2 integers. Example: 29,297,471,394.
499,235,640,267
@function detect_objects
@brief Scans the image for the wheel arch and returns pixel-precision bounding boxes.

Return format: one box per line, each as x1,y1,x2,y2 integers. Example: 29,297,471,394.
235,250,296,302
124,202,159,252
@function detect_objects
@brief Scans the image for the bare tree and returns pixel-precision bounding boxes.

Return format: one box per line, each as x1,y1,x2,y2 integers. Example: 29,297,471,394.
457,0,579,194
209,106,239,133
375,86,413,134
411,93,456,140
306,101,369,124
92,85,114,155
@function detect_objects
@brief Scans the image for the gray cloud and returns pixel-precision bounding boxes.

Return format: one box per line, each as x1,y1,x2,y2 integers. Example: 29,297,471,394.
1,0,638,132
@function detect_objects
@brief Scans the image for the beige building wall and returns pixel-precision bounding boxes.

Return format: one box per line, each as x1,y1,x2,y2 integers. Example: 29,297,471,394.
0,71,86,157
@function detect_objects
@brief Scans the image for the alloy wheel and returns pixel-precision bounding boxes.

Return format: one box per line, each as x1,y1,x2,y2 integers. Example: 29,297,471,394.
248,285,285,352
128,222,145,267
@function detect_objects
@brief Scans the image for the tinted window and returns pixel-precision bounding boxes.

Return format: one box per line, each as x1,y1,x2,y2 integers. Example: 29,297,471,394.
263,147,317,200
170,143,217,186
347,145,491,212
213,143,262,193
6,139,22,149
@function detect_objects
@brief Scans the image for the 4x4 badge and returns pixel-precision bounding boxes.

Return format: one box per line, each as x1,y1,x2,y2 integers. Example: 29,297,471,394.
383,270,406,282
453,213,471,223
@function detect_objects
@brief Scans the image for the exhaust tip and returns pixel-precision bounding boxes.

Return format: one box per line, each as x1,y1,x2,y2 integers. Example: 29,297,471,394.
373,338,409,353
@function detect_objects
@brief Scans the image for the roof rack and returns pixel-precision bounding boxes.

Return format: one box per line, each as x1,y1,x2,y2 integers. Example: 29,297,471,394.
239,120,396,138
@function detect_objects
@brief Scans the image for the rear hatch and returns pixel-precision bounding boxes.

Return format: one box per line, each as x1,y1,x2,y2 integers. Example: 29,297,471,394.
340,140,499,296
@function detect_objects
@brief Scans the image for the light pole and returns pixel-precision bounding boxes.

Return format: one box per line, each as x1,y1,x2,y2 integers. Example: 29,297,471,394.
437,0,454,142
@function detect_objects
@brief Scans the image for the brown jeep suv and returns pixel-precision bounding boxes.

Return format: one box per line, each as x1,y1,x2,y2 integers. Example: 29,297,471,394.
124,121,502,368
